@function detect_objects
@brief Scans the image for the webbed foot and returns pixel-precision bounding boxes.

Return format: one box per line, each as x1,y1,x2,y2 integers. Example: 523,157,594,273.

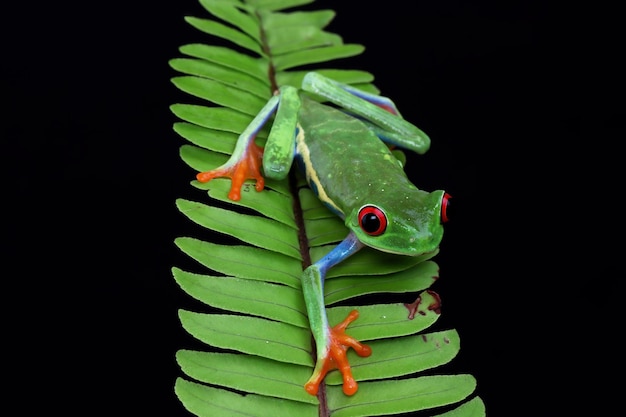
196,138,264,201
304,310,372,396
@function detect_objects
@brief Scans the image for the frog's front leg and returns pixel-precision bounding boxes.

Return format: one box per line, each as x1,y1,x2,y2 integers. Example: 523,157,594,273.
302,232,372,396
196,86,300,200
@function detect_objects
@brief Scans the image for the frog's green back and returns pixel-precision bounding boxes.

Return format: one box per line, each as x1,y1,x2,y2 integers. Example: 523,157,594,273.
296,96,445,256
296,96,409,215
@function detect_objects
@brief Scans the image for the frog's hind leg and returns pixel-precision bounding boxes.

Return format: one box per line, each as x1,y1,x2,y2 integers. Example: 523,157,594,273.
301,232,372,396
301,72,430,154
330,80,402,116
197,83,303,201
195,94,281,201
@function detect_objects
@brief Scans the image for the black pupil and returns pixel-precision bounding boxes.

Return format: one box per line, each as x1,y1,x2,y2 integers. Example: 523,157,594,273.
362,213,381,233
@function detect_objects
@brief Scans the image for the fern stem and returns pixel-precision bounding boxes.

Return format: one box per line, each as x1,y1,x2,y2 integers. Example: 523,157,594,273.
288,173,311,271
257,8,326,410
255,10,279,94
264,3,329,409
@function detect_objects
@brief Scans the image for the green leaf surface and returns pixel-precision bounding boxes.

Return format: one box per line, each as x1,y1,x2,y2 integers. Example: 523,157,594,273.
269,28,342,56
175,378,319,417
176,350,318,404
173,122,238,154
199,0,262,42
170,105,255,134
327,375,477,417
262,9,335,29
325,330,460,385
324,264,439,305
434,396,486,417
273,44,365,71
202,180,297,227
327,294,442,340
248,0,314,12
314,246,439,278
180,146,229,176
304,216,346,246
170,58,270,97
172,76,267,115
264,12,341,54
179,311,312,365
173,268,308,327
298,187,336,220
184,16,264,55
176,198,301,259
175,237,303,288
180,43,268,81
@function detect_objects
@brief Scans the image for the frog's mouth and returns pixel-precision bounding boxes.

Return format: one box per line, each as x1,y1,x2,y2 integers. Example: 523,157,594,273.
369,244,440,257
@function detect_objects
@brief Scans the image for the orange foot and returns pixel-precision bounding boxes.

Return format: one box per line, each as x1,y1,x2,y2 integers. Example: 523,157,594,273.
304,310,372,396
196,138,264,201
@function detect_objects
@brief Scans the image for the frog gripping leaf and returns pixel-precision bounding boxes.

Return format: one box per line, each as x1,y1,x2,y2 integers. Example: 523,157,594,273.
195,72,451,395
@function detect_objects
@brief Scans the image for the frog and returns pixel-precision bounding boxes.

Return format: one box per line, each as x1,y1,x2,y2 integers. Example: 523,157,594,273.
195,72,451,396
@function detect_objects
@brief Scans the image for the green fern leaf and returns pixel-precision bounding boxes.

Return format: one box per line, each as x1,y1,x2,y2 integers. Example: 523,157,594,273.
175,378,319,417
327,298,441,341
324,264,439,304
199,0,263,43
170,58,269,97
185,16,264,55
247,0,315,12
171,0,485,416
272,44,365,71
171,105,259,134
173,268,308,326
327,375,477,417
262,9,335,28
261,9,339,53
172,76,267,115
173,123,238,154
176,237,302,287
176,198,301,258
179,311,312,364
180,43,268,81
202,180,297,226
176,350,317,403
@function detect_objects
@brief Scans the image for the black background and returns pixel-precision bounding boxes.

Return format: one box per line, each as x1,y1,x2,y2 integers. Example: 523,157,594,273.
6,0,623,415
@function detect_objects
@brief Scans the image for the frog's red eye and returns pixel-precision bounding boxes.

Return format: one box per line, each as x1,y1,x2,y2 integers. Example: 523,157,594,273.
358,205,387,236
441,193,452,223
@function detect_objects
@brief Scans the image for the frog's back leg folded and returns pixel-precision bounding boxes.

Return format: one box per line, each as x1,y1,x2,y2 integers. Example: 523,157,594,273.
301,72,431,154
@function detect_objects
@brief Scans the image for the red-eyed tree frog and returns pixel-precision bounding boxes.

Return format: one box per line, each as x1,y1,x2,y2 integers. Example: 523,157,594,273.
195,72,451,396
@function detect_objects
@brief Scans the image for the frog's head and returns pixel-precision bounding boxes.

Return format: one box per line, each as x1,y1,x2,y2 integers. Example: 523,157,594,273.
347,189,451,256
